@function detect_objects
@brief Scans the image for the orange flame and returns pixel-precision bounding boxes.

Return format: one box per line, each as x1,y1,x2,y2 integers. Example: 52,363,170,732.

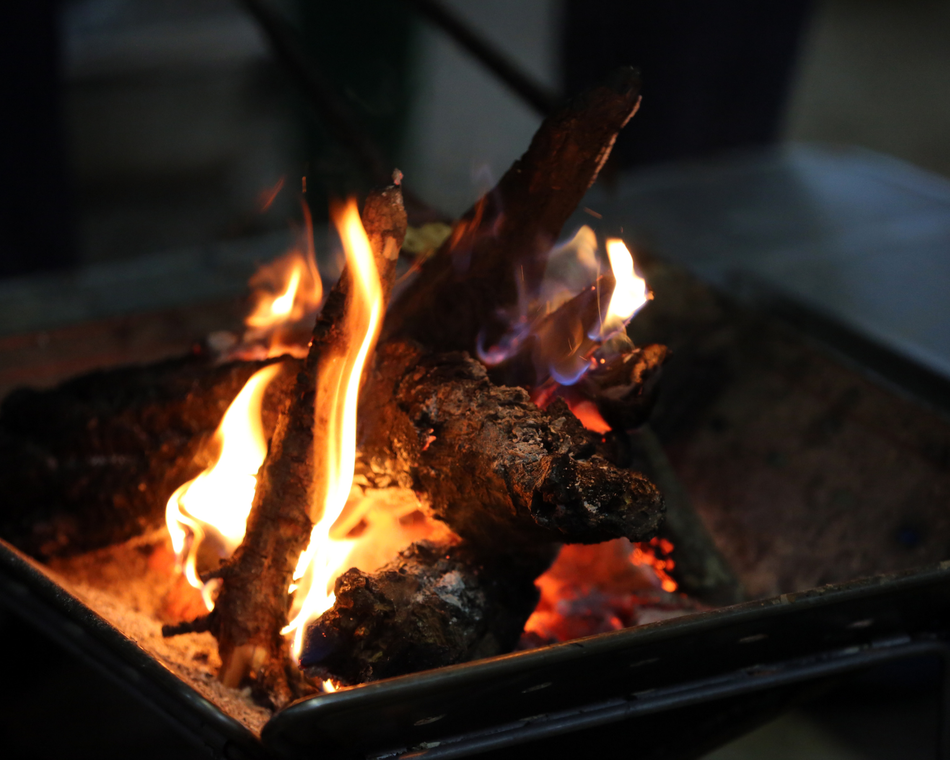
257,177,285,213
480,230,648,398
246,264,303,329
596,238,648,340
163,204,666,666
281,199,385,658
244,204,323,356
165,364,281,610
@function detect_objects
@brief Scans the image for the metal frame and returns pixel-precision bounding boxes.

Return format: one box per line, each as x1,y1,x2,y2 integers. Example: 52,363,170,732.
380,641,950,759
266,562,950,759
0,538,268,760
3,533,948,759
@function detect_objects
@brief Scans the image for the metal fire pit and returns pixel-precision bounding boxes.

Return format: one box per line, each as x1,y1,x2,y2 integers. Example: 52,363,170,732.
2,147,949,758
1,535,948,759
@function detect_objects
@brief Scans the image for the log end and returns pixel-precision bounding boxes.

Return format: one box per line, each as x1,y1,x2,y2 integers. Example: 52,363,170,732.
362,184,408,263
532,454,665,545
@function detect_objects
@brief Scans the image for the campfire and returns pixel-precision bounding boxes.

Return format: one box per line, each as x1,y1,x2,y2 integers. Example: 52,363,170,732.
3,59,950,757
1,69,712,716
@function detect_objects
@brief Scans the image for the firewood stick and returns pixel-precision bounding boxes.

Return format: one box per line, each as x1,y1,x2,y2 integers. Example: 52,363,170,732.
172,186,407,706
300,538,553,685
0,354,295,559
358,341,665,551
630,425,744,606
385,67,642,353
475,257,669,431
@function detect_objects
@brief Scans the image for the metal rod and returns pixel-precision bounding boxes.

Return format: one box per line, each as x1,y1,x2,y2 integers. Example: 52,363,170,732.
239,0,392,187
237,0,448,222
400,0,560,115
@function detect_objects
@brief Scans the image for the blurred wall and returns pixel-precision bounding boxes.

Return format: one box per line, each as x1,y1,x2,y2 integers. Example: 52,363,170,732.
400,0,562,217
17,0,949,274
785,0,950,179
62,0,301,265
0,3,74,277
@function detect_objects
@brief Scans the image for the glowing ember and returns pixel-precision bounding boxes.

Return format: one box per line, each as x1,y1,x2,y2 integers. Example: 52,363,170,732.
282,199,386,658
165,364,281,610
563,398,611,435
522,539,681,644
631,537,678,593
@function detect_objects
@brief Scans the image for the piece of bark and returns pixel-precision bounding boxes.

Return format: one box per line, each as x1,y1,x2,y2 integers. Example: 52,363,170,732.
300,538,551,685
192,186,407,705
386,67,642,352
0,353,295,559
358,341,664,551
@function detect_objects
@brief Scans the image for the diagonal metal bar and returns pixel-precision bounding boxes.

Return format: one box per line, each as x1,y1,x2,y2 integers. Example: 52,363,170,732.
239,0,392,187
400,0,560,115
237,0,448,222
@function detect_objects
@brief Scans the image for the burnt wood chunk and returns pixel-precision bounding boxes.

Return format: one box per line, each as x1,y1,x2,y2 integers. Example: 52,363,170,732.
200,186,407,704
0,354,294,559
359,341,665,550
300,539,549,685
386,67,642,352
580,343,671,432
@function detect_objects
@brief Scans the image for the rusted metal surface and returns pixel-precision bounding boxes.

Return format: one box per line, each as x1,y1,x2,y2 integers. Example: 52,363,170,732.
630,258,950,600
3,532,949,760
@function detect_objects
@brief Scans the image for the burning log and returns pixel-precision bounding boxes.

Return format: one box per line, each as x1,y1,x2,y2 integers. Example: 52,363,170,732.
2,69,682,705
576,343,671,432
386,66,642,352
484,274,617,390
182,186,407,705
359,341,665,550
482,271,670,432
300,538,551,685
0,354,294,559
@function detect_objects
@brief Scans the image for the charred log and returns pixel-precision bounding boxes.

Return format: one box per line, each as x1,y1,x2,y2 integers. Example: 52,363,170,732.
197,186,407,704
578,343,670,432
0,354,294,559
386,67,642,352
300,538,551,685
359,341,664,551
